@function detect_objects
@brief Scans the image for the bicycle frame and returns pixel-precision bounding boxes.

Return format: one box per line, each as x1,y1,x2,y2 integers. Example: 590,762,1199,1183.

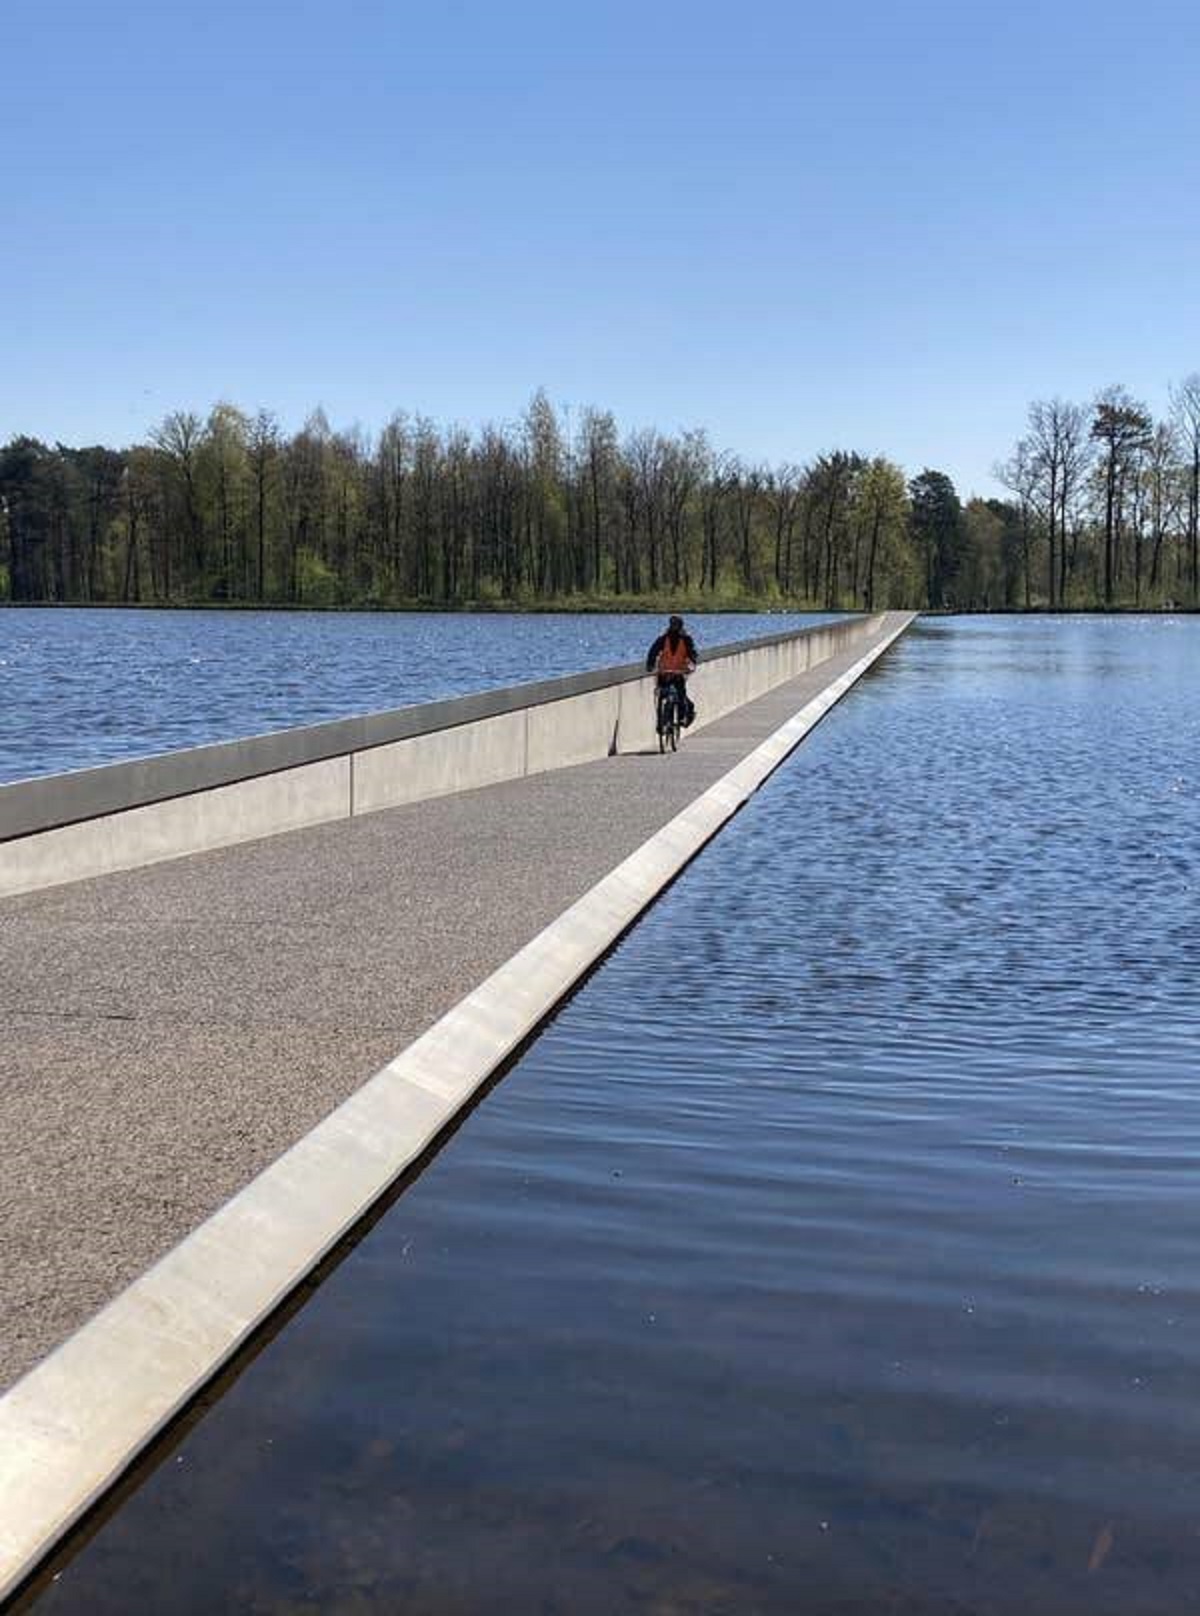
654,677,685,752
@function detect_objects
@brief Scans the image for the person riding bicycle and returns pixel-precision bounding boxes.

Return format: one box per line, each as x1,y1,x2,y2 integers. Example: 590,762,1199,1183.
645,615,697,727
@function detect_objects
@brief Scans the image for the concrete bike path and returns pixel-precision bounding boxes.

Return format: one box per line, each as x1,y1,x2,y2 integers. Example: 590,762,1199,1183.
0,616,907,1395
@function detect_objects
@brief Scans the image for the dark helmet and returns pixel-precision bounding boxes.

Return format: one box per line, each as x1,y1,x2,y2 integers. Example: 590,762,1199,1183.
668,614,684,631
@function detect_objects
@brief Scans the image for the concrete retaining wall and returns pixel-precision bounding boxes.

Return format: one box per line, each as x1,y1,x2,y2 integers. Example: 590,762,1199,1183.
0,614,882,898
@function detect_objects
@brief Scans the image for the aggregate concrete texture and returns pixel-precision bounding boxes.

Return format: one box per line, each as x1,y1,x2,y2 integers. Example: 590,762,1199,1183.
0,617,905,1394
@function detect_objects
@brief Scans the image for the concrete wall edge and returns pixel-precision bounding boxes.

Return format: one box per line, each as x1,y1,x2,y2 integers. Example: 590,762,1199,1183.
1,615,873,842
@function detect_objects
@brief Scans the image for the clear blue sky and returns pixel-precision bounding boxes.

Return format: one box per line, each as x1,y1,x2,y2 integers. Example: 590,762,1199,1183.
5,0,1199,498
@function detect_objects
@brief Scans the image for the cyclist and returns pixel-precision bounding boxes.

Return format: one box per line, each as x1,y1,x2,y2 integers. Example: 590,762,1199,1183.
645,614,698,728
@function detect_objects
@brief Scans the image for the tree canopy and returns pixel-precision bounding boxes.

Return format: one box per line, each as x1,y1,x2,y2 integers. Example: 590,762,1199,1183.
3,382,1198,610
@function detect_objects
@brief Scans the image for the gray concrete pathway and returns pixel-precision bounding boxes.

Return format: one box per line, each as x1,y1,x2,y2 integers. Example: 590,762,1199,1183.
0,620,904,1389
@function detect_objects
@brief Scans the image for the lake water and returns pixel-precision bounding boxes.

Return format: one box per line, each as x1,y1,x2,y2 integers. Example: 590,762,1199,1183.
0,608,832,783
22,616,1200,1615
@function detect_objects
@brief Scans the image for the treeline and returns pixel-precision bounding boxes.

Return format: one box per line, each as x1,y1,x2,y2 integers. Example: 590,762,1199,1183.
1,385,1198,610
994,382,1200,609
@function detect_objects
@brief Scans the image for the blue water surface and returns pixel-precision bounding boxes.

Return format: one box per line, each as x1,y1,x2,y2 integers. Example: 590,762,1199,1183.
0,608,833,783
26,616,1200,1616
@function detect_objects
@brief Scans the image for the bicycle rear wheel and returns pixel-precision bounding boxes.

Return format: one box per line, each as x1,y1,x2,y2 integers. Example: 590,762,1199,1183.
658,688,680,754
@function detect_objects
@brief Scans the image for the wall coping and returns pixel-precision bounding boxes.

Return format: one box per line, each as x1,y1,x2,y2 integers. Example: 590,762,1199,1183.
0,616,867,842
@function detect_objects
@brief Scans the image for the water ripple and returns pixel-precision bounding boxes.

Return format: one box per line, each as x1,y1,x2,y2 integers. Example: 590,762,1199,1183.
0,608,830,782
31,616,1200,1616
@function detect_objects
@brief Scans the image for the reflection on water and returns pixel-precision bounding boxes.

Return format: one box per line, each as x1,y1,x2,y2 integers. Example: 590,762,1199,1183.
26,617,1200,1615
0,607,831,783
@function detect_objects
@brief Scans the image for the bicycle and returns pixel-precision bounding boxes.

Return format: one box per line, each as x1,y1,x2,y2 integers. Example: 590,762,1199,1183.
655,677,685,753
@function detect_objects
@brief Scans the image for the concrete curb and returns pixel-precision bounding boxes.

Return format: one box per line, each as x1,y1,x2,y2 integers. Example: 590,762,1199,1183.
0,612,914,1603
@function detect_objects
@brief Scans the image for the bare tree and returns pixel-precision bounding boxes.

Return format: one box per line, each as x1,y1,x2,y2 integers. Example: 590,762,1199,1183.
765,463,802,595
151,410,203,590
660,431,704,590
246,410,279,601
726,458,765,594
1091,388,1152,607
995,443,1038,608
1170,374,1200,601
1055,404,1092,603
1144,420,1183,598
1027,399,1089,607
576,407,618,591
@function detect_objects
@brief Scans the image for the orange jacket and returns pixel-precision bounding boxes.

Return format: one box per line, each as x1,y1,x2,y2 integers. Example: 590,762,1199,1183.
649,630,696,675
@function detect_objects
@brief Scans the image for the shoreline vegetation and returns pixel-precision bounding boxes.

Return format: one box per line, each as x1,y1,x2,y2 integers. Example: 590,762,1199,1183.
0,599,1194,616
4,384,1199,614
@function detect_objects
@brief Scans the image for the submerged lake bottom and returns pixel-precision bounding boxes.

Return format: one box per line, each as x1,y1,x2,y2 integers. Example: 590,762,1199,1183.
25,617,1200,1615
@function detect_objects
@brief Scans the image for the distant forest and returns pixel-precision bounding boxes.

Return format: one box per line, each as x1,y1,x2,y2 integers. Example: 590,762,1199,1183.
2,383,1198,611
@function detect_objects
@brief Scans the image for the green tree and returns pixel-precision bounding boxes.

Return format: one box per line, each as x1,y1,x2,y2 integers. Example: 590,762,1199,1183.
909,469,965,607
200,404,250,599
0,437,54,600
855,458,909,609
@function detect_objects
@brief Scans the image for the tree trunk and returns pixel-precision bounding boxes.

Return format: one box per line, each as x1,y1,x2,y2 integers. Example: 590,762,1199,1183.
865,506,882,610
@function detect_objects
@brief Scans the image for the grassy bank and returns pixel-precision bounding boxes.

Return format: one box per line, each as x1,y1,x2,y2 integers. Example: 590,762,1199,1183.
0,591,845,615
